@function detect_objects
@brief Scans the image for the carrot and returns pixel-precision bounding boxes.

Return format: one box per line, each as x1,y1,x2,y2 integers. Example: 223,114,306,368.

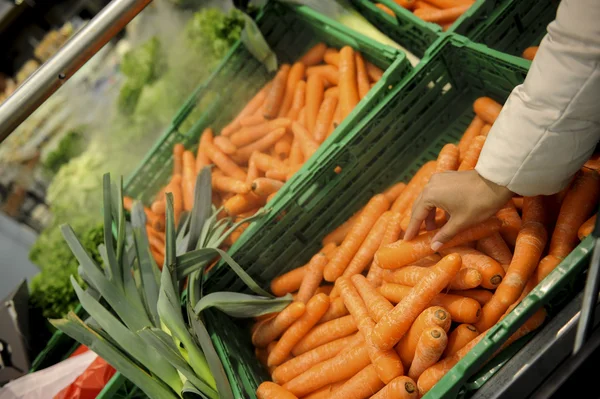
480,124,492,137
264,64,291,119
271,265,307,296
223,192,264,216
313,96,338,143
457,116,485,162
548,168,600,258
240,114,266,127
213,171,251,195
268,294,330,367
372,254,462,350
473,96,503,125
166,175,183,227
475,222,547,331
181,151,196,211
302,381,347,399
383,182,407,203
365,61,384,82
395,0,416,9
408,326,447,380
584,152,600,171
265,168,289,182
253,152,286,173
513,197,523,210
324,194,391,281
279,62,306,118
422,0,473,7
221,84,270,136
579,214,597,240
414,4,470,22
448,288,493,306
235,127,288,162
318,297,348,324
274,134,293,159
324,86,339,99
287,80,306,121
305,74,324,133
495,200,522,248
291,121,319,159
351,274,394,322
323,48,340,65
203,140,246,181
343,211,392,277
251,177,284,197
337,277,404,383
329,365,385,399
292,314,357,356
213,136,237,155
322,209,362,246
439,246,505,289
355,52,370,99
476,232,513,270
391,160,437,214
295,252,328,304
395,306,451,370
414,0,439,10
457,135,486,171
148,233,165,255
195,128,213,172
338,46,360,120
380,283,481,324
230,118,291,147
436,143,460,172
522,46,539,61
370,376,419,399
300,43,327,66
385,266,482,291
376,217,502,270
252,302,306,348
288,138,304,169
257,381,297,399
331,99,343,129
306,65,339,86
443,324,479,357
172,143,185,176
376,3,395,16
151,199,166,215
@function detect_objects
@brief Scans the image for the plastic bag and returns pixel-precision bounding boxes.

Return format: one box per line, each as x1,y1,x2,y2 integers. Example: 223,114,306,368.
53,356,116,399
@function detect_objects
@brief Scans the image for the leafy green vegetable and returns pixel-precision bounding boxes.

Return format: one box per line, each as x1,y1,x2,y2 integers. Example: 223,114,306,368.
121,36,166,86
44,131,87,174
185,8,245,61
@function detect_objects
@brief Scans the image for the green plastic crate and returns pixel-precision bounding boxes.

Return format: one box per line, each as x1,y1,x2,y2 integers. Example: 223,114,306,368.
204,35,593,397
124,2,411,205
351,0,557,59
98,373,146,399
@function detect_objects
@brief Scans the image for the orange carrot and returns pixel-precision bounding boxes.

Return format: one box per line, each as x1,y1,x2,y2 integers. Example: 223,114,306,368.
324,48,339,65
305,74,325,133
313,96,338,143
302,381,346,399
371,376,419,399
408,327,447,380
395,306,451,369
496,200,522,248
253,152,286,173
257,381,297,399
331,99,343,129
579,214,597,240
475,222,547,331
355,52,370,99
376,3,396,16
522,46,539,61
436,143,460,172
318,297,348,324
329,365,385,399
151,199,166,215
372,254,462,350
439,246,505,289
213,136,237,155
448,288,493,306
274,134,293,160
300,43,327,66
306,65,339,86
391,161,437,214
291,121,320,160
252,302,306,348
322,209,362,246
296,253,328,304
165,175,183,227
457,116,485,162
337,277,404,383
223,192,264,216
271,265,307,296
288,137,304,168
195,128,213,172
292,315,357,356
376,218,502,269
414,4,470,22
268,294,330,367
476,232,513,270
457,135,486,171
235,127,288,162
395,0,416,9
279,63,306,118
181,150,196,211
380,283,481,324
385,266,482,291
343,211,392,277
265,168,289,182
222,84,270,136
473,96,503,125
421,0,473,8
287,80,307,121
324,195,391,281
230,118,291,147
352,274,394,322
240,114,266,127
264,65,291,119
338,46,360,120
212,172,250,195
443,324,479,357
383,182,407,203
366,212,403,286
203,140,247,181
251,177,284,197
513,197,523,210
414,0,439,10
324,86,339,99
480,124,492,137
365,61,384,82
173,143,184,176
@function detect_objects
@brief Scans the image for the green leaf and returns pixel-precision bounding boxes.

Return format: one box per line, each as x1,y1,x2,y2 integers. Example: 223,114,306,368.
51,313,177,399
240,13,277,72
115,177,127,274
164,193,177,278
194,292,291,317
176,249,217,278
182,380,211,399
187,168,213,252
212,248,272,297
102,174,122,289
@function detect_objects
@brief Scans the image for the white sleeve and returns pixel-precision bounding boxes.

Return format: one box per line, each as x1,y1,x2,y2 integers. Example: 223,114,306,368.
475,0,600,196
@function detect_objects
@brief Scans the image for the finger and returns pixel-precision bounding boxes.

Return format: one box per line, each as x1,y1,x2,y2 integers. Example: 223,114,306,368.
431,217,465,251
404,193,435,241
425,208,437,231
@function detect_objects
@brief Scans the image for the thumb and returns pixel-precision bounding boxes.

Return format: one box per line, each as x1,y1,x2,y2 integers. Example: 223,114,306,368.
431,218,464,251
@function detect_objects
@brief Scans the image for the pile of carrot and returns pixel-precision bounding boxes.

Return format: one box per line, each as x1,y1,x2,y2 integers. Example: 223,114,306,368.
252,95,600,399
375,0,475,32
122,42,385,266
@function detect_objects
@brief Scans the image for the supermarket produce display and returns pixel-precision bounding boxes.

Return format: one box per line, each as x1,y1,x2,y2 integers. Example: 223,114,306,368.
5,0,600,398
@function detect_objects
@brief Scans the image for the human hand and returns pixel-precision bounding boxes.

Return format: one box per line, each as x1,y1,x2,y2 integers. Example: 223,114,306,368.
404,170,513,250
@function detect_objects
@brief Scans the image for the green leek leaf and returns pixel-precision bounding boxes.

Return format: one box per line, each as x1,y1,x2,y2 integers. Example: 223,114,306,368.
194,292,291,317
240,13,277,72
102,174,122,289
187,168,213,252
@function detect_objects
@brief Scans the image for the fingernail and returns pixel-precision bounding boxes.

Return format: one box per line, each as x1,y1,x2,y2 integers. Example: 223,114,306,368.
431,241,443,252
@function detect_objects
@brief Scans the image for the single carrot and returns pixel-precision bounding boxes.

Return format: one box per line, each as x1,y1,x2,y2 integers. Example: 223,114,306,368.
376,218,502,269
223,192,264,216
436,143,460,172
372,254,462,350
265,168,289,182
240,114,266,127
299,43,327,66
439,246,505,289
343,211,392,277
522,46,539,61
377,3,396,16
513,197,523,210
414,4,470,22
414,0,439,10
355,52,370,99
251,177,284,197
584,152,600,171
329,365,385,399
457,116,484,162
395,0,416,9
288,138,304,171
443,324,479,357
457,135,486,171
395,306,451,370
331,99,343,128
337,277,404,383
181,150,196,211
272,334,358,384
264,64,291,119
213,136,237,155
351,274,394,322
391,161,437,214
322,209,362,246
480,124,492,137
195,128,213,172
173,143,184,176
151,199,166,215
380,283,481,324
313,96,338,143
318,297,348,324
148,233,165,255
221,84,270,136
292,314,357,356
408,326,447,380
324,48,340,65
292,121,320,159
448,288,493,306
385,266,482,291
274,134,293,160
271,265,307,296
305,74,324,133
268,294,330,367
306,65,339,86
203,140,247,181
365,61,384,82
296,253,328,304
246,154,260,186
211,173,250,195
257,381,297,399
496,200,522,248
475,222,547,331
370,376,419,399
252,302,306,348
338,46,360,119
235,127,288,162
166,175,183,227
279,62,306,118
324,194,391,281
230,118,292,147
578,214,597,240
421,0,473,8
287,80,306,121
383,182,407,203
473,96,503,125
476,232,513,271
302,381,346,399
253,152,287,173
324,86,339,99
